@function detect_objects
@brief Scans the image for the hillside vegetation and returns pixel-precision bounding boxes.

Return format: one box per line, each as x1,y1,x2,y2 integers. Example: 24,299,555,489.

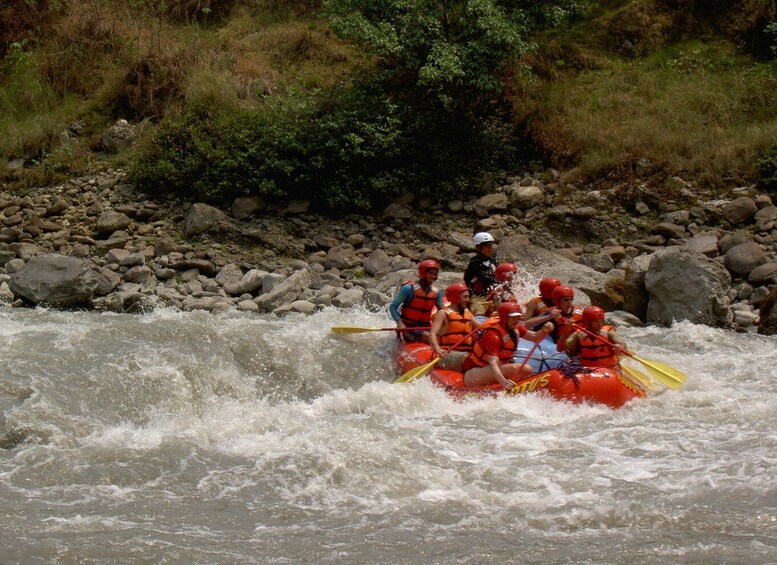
1,0,776,212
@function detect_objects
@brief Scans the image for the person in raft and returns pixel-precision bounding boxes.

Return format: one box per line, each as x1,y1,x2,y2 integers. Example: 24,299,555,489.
464,232,499,316
486,262,520,305
464,231,498,296
462,302,554,390
389,259,444,343
430,282,481,371
549,284,584,351
560,306,627,370
523,277,563,330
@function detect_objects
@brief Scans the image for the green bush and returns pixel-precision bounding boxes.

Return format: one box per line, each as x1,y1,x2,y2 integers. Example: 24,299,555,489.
759,145,777,189
131,83,521,212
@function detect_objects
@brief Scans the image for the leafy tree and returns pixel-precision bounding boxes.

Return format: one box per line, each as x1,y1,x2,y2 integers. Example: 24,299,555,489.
323,0,589,119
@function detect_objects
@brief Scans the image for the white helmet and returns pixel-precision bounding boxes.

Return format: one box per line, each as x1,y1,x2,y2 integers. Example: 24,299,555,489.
473,232,495,246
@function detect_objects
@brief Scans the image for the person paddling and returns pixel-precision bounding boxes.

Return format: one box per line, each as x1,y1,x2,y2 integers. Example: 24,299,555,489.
462,302,553,390
549,285,583,351
430,282,481,371
523,277,562,330
561,306,627,370
389,259,444,343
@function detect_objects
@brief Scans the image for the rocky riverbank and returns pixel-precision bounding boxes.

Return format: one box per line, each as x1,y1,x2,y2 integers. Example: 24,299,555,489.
2,168,777,334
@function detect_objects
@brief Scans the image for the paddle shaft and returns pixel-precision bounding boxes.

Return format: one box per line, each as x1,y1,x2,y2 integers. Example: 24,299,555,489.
571,323,685,389
515,330,549,375
570,323,628,358
395,325,482,383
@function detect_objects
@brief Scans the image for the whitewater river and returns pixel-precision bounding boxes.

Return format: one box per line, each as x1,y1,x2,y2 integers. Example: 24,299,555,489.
0,306,775,563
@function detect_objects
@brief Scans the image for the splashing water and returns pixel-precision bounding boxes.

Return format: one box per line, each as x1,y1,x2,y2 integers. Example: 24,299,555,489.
0,307,775,563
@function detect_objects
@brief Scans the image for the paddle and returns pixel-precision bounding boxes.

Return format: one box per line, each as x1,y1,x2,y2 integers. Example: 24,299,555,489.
394,326,482,384
571,324,686,390
514,330,549,377
620,363,655,391
331,326,431,334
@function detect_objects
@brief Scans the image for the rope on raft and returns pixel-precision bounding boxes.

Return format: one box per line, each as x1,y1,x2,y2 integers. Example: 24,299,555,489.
556,359,594,388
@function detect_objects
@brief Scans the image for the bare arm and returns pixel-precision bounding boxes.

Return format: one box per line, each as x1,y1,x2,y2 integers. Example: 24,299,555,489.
429,310,448,357
487,354,515,390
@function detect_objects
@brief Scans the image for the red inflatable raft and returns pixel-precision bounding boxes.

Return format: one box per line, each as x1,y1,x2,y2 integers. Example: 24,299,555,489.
396,342,646,408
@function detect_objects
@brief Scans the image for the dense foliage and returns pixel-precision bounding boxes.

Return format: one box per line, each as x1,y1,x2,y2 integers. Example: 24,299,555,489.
133,0,589,211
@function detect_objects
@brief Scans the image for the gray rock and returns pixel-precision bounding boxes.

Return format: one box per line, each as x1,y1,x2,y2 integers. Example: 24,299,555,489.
124,265,152,284
754,205,777,232
622,255,651,320
262,273,285,294
254,269,312,312
95,267,121,296
509,185,545,210
606,310,644,328
287,200,310,214
325,244,360,270
758,286,777,335
237,269,269,294
183,203,231,237
5,258,25,273
171,259,218,277
748,262,777,285
95,211,131,236
289,299,316,313
383,203,413,220
101,119,136,154
650,222,686,239
724,242,768,277
231,196,266,219
332,286,364,308
722,196,757,225
474,193,509,215
237,299,259,312
154,239,176,257
579,253,615,273
684,235,719,257
9,254,100,305
645,247,732,327
215,263,243,287
364,248,392,276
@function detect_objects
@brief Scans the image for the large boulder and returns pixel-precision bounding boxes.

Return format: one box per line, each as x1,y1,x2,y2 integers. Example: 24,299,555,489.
254,268,312,312
9,254,100,305
724,242,768,277
757,286,777,335
722,196,757,226
645,247,732,327
621,254,651,320
498,243,613,309
183,203,232,236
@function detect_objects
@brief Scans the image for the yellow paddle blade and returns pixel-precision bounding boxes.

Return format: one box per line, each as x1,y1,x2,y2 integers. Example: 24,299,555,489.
395,358,440,384
630,354,686,390
620,364,656,392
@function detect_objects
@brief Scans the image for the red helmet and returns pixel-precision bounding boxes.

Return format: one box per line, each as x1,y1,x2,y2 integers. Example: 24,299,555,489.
497,301,523,325
418,259,440,278
445,282,469,304
539,277,561,300
552,285,574,304
495,263,518,282
582,306,605,323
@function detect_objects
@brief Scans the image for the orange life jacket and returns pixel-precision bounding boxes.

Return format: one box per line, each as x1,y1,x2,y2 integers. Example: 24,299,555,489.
400,281,440,327
552,306,584,346
526,296,551,315
438,307,476,349
576,326,620,369
464,324,517,370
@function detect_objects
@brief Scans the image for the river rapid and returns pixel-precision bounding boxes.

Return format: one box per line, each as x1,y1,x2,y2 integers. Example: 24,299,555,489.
0,306,775,564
